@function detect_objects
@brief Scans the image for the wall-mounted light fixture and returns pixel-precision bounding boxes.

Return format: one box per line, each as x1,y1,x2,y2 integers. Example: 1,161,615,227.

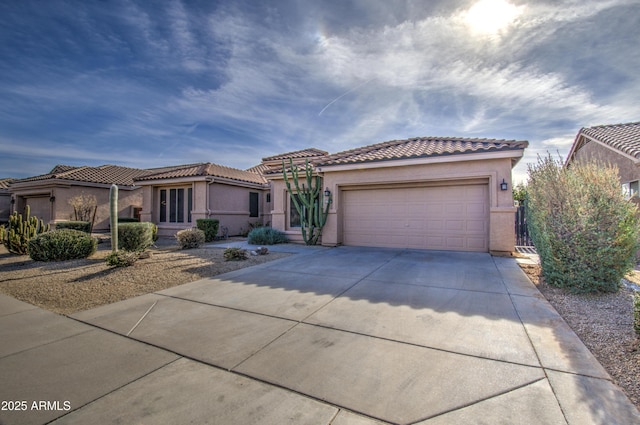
49,196,56,203
500,179,508,191
10,198,15,204
324,187,332,205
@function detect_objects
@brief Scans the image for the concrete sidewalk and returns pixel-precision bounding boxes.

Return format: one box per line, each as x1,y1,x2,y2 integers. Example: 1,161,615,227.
1,247,639,424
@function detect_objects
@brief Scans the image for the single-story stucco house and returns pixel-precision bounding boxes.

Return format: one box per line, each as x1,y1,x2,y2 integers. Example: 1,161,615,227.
566,122,640,199
267,136,528,252
6,135,527,252
0,178,13,224
7,164,153,231
134,162,270,237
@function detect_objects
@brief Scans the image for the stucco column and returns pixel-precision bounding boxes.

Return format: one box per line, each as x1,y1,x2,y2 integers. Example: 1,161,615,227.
139,186,153,223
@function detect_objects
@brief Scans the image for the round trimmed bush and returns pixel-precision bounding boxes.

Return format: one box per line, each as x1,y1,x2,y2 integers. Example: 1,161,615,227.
247,227,287,245
118,222,155,252
28,229,97,262
176,228,205,249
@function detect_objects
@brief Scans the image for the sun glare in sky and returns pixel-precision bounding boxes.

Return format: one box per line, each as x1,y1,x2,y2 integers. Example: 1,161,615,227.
464,0,524,35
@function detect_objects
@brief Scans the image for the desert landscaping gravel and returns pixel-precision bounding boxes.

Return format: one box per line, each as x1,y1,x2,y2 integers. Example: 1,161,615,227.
519,263,640,411
0,238,289,315
1,240,638,411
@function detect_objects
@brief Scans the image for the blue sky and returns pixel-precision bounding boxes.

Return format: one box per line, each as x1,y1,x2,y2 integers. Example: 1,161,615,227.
1,0,639,183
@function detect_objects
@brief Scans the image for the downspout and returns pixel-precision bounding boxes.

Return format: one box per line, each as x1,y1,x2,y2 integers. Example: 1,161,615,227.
205,177,214,218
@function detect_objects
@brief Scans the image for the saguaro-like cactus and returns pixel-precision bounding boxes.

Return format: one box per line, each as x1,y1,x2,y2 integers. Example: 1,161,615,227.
110,184,118,252
0,205,50,255
282,158,331,245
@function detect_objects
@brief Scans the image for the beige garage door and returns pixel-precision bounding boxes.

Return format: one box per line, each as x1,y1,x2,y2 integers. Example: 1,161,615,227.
342,183,489,251
24,196,51,224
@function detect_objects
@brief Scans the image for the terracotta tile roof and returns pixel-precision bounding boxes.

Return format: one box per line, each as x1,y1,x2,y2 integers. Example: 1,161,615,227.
578,122,640,159
261,148,328,162
136,162,267,185
13,164,152,186
49,164,79,174
317,137,528,166
0,178,13,190
246,163,271,175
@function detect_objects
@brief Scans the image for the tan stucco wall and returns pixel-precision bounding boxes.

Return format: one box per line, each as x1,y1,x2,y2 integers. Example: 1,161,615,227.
11,184,142,231
573,139,640,183
270,156,517,251
209,184,268,236
140,180,269,237
51,186,142,231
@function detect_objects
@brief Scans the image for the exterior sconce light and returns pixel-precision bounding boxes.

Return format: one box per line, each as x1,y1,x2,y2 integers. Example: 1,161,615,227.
324,187,332,204
49,196,56,203
500,179,508,191
10,198,15,204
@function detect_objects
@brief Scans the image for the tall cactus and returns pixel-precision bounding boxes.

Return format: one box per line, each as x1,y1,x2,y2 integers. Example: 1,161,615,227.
110,184,118,252
0,205,50,255
282,158,331,245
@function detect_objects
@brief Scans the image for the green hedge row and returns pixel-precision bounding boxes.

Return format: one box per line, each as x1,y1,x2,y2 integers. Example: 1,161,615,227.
56,221,91,233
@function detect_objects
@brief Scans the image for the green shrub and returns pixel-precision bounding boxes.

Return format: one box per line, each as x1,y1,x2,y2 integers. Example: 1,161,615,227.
28,229,96,261
151,223,158,242
118,218,139,223
106,250,139,267
56,221,91,233
118,222,155,252
224,247,247,261
633,292,640,336
247,227,287,245
196,219,219,242
527,155,640,293
176,228,205,249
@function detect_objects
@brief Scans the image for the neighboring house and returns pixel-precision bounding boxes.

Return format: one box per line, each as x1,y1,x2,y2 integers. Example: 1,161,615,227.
566,122,640,199
267,137,528,252
0,178,13,224
135,162,269,237
8,165,151,231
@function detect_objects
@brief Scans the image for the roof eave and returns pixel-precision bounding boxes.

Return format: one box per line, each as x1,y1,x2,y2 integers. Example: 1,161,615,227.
8,179,140,192
316,149,526,173
566,132,640,166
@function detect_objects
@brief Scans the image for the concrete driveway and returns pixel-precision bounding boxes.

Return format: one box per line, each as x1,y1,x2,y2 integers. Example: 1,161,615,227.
1,246,639,424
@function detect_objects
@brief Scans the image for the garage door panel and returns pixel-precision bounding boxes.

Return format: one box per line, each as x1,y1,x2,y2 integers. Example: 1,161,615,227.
25,197,51,223
467,219,487,232
445,220,464,231
343,184,489,252
467,237,487,251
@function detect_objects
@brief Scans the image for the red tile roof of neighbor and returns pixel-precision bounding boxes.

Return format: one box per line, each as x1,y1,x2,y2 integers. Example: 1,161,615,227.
577,122,640,159
261,148,328,162
13,165,154,186
0,178,13,190
316,136,528,166
135,163,267,185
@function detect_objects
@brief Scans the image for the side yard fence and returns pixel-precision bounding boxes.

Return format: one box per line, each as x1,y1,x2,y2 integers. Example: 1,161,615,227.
515,205,533,247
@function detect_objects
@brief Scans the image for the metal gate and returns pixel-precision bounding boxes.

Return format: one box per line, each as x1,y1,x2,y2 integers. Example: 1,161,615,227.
515,205,533,247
